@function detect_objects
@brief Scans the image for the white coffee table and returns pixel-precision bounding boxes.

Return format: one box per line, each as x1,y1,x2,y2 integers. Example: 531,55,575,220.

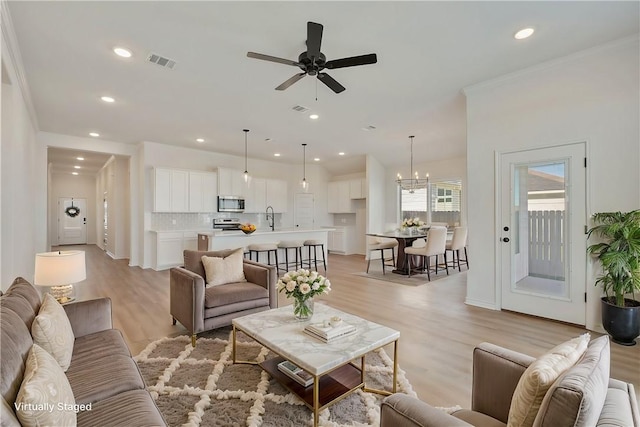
232,303,400,426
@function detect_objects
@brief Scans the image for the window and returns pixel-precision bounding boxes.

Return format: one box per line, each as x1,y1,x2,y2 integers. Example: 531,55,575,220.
399,179,462,227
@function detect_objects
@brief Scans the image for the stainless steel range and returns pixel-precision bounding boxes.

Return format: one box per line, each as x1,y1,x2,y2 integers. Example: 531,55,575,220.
213,218,241,231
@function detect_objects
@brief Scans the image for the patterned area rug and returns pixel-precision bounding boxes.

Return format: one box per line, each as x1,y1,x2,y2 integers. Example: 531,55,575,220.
135,327,417,427
352,264,463,287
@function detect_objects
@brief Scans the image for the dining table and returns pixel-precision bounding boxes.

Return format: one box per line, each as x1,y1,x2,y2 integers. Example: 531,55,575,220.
367,229,428,275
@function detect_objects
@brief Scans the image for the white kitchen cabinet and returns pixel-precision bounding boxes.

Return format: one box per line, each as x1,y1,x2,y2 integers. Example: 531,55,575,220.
156,232,184,269
266,179,288,213
153,168,189,212
245,178,267,213
349,178,366,199
327,226,356,255
328,181,353,213
328,229,345,253
217,167,246,197
189,171,217,212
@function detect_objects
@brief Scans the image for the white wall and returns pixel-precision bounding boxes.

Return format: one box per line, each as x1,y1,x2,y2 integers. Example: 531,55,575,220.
464,37,640,330
49,172,97,245
1,24,43,288
96,156,130,259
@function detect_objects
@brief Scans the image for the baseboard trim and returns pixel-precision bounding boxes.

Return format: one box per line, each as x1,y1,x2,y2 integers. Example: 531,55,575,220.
465,298,499,311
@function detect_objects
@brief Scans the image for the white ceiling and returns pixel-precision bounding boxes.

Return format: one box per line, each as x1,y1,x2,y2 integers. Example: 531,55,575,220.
7,1,639,176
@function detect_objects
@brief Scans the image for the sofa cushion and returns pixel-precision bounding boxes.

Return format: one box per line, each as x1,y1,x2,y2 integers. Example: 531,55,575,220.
0,306,33,406
76,389,166,427
1,395,20,427
0,292,37,331
532,335,610,427
15,344,76,427
453,409,507,427
66,353,145,404
202,248,246,287
204,281,269,308
5,278,41,314
31,293,75,371
72,329,131,360
507,333,590,427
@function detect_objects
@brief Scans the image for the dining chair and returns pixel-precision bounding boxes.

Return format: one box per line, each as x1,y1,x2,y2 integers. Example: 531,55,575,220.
445,226,469,271
404,226,448,279
366,237,398,275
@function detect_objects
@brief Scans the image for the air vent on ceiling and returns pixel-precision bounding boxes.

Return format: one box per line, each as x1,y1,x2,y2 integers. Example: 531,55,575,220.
362,125,377,131
147,53,176,69
291,105,309,113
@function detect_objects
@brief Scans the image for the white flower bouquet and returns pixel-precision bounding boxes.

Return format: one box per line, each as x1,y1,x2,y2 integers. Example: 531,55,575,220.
401,217,425,229
277,269,331,319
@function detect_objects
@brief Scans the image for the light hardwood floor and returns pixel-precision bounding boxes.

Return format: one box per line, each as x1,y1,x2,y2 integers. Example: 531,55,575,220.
64,244,639,408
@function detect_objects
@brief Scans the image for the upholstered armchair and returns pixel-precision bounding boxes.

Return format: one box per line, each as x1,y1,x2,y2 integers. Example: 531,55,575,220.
170,249,278,346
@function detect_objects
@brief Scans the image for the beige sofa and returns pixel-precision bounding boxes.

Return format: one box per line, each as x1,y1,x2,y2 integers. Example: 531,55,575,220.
381,339,639,427
1,277,166,426
170,249,278,346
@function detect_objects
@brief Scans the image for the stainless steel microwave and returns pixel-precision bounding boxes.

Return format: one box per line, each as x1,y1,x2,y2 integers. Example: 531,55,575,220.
217,196,245,212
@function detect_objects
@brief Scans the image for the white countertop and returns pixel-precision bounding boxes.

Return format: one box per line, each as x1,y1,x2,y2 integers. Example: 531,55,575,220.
149,228,334,235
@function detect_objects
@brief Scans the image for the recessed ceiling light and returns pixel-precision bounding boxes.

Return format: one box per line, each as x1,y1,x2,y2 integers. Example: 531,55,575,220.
309,114,319,120
338,152,345,156
101,96,115,103
76,157,84,161
74,166,81,169
274,153,281,157
72,172,79,176
314,158,320,162
89,132,100,137
514,27,535,40
113,47,132,58
196,138,205,143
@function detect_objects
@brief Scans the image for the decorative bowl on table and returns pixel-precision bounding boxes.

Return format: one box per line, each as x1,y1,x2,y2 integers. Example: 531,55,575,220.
240,223,256,235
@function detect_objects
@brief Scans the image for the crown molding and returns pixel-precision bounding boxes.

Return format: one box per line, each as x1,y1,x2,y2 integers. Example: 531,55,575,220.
1,0,39,130
462,34,639,96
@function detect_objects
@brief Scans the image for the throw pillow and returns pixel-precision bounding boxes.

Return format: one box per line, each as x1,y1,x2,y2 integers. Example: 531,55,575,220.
202,248,246,287
15,344,77,427
31,293,75,371
506,333,590,427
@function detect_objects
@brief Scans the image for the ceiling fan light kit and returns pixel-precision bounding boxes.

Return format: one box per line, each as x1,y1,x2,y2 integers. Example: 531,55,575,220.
247,21,377,94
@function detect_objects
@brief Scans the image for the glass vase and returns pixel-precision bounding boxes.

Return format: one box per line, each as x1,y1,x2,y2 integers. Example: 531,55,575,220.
293,297,314,321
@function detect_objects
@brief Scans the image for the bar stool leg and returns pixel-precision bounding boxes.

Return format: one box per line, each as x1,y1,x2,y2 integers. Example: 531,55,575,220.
321,245,327,272
313,245,319,272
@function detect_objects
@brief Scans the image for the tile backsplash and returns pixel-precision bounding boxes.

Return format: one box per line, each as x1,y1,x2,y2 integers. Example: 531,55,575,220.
151,212,280,230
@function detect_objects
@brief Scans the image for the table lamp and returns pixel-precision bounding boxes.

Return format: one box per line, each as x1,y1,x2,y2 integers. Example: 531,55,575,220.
34,250,86,303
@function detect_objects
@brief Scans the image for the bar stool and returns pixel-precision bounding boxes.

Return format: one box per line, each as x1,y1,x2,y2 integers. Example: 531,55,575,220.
303,240,327,272
277,240,304,273
247,243,279,268
366,237,398,275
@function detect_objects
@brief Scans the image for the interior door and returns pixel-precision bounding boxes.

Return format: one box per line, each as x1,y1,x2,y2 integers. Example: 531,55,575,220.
499,143,586,325
294,193,314,229
58,197,87,245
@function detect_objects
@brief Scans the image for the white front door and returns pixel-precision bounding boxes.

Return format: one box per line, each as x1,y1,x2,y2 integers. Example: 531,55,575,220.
499,143,587,325
58,198,87,245
294,193,315,229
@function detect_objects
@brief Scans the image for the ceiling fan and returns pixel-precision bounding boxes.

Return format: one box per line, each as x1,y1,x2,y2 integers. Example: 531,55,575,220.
247,21,377,94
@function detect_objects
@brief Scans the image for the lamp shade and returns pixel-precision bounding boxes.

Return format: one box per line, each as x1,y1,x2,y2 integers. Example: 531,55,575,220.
34,251,86,286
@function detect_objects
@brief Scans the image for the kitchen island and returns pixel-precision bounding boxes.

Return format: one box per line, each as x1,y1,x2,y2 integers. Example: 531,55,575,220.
150,228,332,271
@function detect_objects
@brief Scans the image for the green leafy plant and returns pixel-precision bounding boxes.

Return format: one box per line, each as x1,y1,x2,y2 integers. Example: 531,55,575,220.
587,210,640,307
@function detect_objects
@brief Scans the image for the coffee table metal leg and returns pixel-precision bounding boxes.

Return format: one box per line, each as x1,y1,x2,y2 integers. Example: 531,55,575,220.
313,376,320,427
364,339,398,395
232,326,258,365
232,326,237,363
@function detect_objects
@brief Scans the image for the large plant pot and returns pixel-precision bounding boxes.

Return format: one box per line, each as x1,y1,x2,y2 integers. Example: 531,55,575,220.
601,297,640,346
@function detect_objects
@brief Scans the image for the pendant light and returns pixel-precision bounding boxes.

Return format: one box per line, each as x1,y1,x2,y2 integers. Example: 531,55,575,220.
396,135,429,194
301,143,309,191
243,129,250,183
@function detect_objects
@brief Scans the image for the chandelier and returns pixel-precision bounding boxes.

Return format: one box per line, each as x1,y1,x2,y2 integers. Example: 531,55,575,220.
396,135,429,194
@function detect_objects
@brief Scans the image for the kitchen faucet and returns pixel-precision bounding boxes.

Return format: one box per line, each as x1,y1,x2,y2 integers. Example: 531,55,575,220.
266,206,275,231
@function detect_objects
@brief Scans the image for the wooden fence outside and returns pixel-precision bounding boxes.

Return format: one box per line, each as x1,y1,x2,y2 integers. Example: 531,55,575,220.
528,210,565,280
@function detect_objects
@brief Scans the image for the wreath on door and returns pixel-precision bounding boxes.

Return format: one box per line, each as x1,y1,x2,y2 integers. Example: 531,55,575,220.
65,205,80,218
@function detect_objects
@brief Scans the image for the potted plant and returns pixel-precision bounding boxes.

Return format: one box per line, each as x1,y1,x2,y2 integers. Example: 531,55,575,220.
587,210,640,346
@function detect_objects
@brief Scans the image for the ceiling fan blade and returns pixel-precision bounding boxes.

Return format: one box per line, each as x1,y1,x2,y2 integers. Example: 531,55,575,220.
325,53,378,69
306,22,323,60
275,73,306,91
247,52,301,67
318,73,346,94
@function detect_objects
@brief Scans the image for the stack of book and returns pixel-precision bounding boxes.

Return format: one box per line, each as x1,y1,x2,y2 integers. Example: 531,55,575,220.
304,322,357,343
277,360,314,387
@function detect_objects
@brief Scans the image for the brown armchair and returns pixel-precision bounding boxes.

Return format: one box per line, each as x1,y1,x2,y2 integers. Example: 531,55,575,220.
380,338,639,427
170,249,278,346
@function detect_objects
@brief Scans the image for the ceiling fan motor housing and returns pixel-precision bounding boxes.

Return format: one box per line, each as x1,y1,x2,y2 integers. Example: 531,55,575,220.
298,51,326,75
